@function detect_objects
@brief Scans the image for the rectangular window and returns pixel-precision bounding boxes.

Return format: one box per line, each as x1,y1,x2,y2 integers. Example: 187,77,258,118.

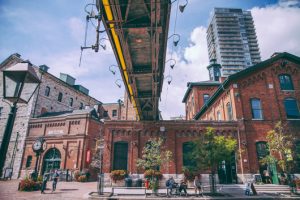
79,102,84,110
103,111,108,117
112,109,117,117
0,107,3,117
284,98,300,119
25,155,33,168
251,99,263,119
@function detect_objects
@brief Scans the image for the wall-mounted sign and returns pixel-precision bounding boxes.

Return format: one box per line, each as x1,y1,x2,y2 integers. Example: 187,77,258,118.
86,150,91,163
48,130,64,135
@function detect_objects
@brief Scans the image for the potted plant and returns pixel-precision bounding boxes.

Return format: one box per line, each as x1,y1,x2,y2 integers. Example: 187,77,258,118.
110,170,128,186
144,169,163,180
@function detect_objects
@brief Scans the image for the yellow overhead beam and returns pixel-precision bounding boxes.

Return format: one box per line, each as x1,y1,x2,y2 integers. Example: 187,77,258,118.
102,0,140,120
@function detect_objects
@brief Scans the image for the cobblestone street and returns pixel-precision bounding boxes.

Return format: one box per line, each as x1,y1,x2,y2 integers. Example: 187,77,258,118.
0,180,96,200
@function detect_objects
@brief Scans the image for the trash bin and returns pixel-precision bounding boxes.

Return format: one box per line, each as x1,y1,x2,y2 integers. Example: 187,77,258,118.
136,178,142,187
125,177,132,187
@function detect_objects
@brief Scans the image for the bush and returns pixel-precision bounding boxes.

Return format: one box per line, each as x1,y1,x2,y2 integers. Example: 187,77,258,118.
144,169,162,180
19,177,40,191
110,170,128,182
78,175,87,182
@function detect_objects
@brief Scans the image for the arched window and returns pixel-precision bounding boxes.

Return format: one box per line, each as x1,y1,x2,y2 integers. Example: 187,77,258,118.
113,142,128,170
217,111,221,121
251,98,263,119
279,74,294,90
58,92,63,102
203,94,210,104
45,86,50,97
69,97,73,107
226,102,233,120
25,155,32,168
182,142,196,168
284,98,300,119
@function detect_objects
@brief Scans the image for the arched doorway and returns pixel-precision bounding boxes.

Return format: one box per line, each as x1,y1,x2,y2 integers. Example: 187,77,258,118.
42,148,61,174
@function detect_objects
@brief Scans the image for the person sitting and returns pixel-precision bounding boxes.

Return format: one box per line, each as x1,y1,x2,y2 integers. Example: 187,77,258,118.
263,170,272,184
194,175,202,196
166,176,176,196
179,178,188,196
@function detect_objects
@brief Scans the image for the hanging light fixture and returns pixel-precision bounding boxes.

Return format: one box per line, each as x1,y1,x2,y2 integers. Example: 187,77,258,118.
165,59,176,69
165,75,173,85
99,38,109,50
179,0,188,13
109,65,117,75
168,34,180,47
171,0,188,13
115,79,122,88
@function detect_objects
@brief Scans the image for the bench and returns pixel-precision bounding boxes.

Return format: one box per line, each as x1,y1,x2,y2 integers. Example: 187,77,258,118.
110,185,223,197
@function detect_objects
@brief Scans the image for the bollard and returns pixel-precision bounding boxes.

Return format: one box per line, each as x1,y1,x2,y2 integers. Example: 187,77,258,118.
97,173,104,195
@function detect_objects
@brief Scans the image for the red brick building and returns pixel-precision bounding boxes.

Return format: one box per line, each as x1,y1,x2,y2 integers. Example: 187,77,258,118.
101,120,243,184
183,52,300,183
20,109,101,179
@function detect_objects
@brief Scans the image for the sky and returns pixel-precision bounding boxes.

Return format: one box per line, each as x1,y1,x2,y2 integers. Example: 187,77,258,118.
1,0,300,119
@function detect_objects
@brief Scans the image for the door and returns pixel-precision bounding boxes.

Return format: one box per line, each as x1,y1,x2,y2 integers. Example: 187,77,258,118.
218,153,237,184
113,142,128,170
42,148,61,174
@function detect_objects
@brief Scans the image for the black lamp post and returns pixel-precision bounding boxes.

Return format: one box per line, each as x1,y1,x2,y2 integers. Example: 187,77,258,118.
0,61,41,178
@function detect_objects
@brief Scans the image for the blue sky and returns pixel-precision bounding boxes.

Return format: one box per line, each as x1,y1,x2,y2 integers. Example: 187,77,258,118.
1,0,300,119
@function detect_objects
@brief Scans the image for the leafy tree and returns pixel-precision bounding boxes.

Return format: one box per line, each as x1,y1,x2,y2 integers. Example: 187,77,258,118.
136,137,172,171
136,138,172,191
189,127,237,193
262,121,295,174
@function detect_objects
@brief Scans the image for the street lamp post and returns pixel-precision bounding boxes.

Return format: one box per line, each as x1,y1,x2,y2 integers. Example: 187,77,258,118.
0,61,41,178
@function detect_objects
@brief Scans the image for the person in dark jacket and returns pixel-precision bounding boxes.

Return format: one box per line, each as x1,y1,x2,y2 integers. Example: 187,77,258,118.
52,170,59,192
41,173,49,194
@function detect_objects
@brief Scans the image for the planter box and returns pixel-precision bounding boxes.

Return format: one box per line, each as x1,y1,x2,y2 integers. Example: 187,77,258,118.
112,180,125,187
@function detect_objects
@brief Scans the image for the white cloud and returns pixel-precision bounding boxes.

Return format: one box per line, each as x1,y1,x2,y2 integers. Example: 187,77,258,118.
161,3,300,119
67,17,85,43
160,26,209,119
251,4,300,59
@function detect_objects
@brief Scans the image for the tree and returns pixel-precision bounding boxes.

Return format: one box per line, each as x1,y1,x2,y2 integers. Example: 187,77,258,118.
90,138,103,171
261,122,295,175
189,127,237,193
136,138,172,191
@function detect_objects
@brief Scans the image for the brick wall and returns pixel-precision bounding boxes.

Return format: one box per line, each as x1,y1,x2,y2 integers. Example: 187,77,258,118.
0,54,102,178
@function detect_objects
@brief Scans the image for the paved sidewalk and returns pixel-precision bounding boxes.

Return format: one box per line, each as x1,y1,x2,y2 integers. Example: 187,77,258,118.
1,181,299,200
0,180,96,200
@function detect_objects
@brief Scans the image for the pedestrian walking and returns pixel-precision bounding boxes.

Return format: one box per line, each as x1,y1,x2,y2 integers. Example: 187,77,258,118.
194,175,202,196
41,173,49,194
52,170,59,192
